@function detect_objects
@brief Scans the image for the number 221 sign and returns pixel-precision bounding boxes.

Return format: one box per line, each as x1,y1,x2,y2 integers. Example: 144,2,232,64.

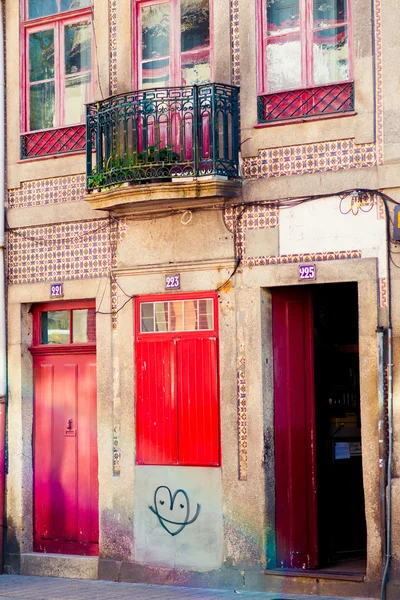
299,264,316,280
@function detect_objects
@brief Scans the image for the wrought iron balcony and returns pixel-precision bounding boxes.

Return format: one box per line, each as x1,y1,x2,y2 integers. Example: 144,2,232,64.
86,84,240,192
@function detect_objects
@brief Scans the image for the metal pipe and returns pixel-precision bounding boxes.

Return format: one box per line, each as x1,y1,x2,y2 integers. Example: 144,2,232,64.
380,196,394,600
377,327,387,569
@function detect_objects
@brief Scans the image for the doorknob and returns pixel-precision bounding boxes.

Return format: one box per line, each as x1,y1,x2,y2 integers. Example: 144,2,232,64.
66,418,73,430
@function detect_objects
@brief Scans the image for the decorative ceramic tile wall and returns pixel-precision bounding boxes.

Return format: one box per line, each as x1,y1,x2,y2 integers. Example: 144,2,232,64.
374,0,384,165
109,0,118,95
230,0,240,86
237,356,247,481
242,139,377,180
224,204,278,233
7,175,86,210
379,277,388,308
247,250,362,267
8,218,126,285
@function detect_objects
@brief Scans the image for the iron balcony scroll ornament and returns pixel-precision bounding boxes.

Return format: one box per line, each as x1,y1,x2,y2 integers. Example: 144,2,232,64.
86,84,240,191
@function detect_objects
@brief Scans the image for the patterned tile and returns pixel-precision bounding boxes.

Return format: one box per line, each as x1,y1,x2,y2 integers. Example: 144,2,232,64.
247,250,362,267
224,204,278,233
109,0,118,96
230,0,240,86
379,277,388,308
7,174,86,210
242,139,377,180
237,356,247,481
7,218,126,285
374,0,384,165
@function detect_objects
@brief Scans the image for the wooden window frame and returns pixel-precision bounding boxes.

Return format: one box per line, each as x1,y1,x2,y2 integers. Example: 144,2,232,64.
20,1,94,157
135,291,221,467
132,0,214,90
31,300,96,354
257,0,354,96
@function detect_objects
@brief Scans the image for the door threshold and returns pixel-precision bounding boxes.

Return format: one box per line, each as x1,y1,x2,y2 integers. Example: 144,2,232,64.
265,569,365,582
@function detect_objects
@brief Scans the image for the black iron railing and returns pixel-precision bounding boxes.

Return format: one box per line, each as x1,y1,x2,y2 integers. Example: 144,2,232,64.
86,84,240,191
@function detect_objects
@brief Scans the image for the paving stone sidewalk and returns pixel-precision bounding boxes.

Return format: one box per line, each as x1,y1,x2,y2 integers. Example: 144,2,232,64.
0,576,374,600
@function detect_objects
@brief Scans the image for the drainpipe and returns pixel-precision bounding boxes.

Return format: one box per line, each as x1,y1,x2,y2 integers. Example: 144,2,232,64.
0,0,6,575
377,326,386,569
380,196,394,600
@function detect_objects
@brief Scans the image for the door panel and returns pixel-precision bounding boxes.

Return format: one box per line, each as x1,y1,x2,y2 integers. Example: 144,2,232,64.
272,287,318,569
33,352,98,555
177,337,219,465
136,338,178,465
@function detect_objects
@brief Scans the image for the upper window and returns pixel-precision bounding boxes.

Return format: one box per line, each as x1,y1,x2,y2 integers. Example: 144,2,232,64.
260,0,350,93
258,0,354,123
21,1,93,157
134,0,211,89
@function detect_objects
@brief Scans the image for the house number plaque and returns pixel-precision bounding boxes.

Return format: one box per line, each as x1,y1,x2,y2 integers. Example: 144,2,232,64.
50,283,64,298
299,264,316,280
165,274,180,290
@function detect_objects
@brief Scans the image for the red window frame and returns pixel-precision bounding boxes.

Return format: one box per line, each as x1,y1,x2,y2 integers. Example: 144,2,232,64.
135,291,220,467
132,0,214,90
257,0,353,96
31,300,96,353
20,1,94,157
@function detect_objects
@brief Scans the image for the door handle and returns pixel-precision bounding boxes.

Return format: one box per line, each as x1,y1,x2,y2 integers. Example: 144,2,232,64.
65,418,76,436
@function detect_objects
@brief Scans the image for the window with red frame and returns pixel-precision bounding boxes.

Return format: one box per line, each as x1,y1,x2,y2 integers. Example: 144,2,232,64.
135,294,220,466
134,0,211,89
21,1,93,157
258,0,354,123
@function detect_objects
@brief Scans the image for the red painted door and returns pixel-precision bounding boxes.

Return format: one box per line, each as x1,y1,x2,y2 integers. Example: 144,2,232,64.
135,293,220,466
272,287,318,569
31,302,98,556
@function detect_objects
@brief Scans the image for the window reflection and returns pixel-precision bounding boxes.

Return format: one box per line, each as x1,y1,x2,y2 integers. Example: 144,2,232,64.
140,299,214,333
40,311,70,344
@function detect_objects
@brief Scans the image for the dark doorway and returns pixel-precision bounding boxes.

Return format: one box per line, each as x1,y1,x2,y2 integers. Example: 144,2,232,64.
313,282,366,570
272,282,366,572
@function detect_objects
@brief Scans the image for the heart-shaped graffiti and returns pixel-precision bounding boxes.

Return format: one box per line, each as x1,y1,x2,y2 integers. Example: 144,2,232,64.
149,485,201,536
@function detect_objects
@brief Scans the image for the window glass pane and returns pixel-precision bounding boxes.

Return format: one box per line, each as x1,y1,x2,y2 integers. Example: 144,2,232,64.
40,311,70,344
72,309,96,343
266,34,301,91
313,0,347,28
155,302,168,331
61,0,91,11
65,22,92,75
141,303,154,332
184,300,198,330
313,26,348,85
168,301,183,331
142,58,170,88
141,4,170,60
181,0,209,53
30,82,55,130
28,0,58,19
198,298,213,330
267,0,300,36
65,73,91,124
181,52,210,85
29,30,55,82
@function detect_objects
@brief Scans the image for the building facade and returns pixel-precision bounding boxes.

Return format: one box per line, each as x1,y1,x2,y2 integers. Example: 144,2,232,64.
4,0,400,598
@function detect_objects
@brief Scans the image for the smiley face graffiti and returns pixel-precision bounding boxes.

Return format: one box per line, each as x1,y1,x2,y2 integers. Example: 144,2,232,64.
149,486,201,536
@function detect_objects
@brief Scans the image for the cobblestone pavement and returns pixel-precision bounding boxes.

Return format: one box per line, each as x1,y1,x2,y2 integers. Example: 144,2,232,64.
0,576,374,600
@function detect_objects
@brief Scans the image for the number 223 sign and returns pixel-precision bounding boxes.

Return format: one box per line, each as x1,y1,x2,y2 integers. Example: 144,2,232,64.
299,264,316,280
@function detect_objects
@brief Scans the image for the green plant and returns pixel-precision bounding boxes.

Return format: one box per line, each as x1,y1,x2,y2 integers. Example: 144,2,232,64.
137,145,181,164
87,166,108,190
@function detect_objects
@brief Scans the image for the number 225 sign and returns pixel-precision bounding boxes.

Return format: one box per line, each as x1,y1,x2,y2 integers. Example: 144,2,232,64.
299,264,316,280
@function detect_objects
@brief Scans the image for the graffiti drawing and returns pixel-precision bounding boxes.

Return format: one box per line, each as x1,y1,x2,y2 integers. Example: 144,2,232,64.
149,486,201,536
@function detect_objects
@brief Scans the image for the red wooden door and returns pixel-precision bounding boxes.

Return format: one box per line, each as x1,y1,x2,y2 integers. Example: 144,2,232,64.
272,287,318,569
31,303,98,556
135,293,220,466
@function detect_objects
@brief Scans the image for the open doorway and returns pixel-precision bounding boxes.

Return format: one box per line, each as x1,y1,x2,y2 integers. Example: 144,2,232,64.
272,282,366,573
